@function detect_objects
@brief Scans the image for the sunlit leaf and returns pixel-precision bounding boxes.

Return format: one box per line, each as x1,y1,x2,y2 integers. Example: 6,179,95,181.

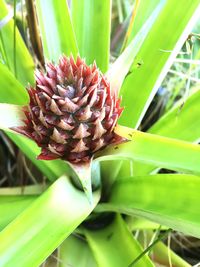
0,176,100,267
149,88,200,141
124,0,166,48
0,64,29,104
97,126,200,175
134,88,200,175
0,195,37,231
71,0,111,72
107,2,164,94
0,0,34,85
119,0,200,128
96,174,200,238
35,0,78,62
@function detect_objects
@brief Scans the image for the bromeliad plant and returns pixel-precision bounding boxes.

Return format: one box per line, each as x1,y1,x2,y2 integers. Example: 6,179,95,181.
0,0,200,266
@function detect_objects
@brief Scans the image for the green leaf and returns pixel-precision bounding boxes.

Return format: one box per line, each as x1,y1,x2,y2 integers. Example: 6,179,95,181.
35,0,78,62
0,64,29,104
107,2,164,94
85,214,154,267
0,195,37,231
6,131,70,182
126,0,166,48
71,0,111,72
59,235,97,267
0,176,100,267
0,0,34,85
134,88,200,175
119,0,200,128
97,126,200,175
120,0,141,51
0,104,25,130
124,0,166,48
149,89,200,141
96,174,200,238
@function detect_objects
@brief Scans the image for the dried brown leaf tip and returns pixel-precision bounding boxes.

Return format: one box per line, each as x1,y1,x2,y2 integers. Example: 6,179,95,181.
14,55,124,163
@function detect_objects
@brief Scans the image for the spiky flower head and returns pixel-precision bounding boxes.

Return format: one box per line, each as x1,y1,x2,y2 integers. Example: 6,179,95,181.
15,56,123,163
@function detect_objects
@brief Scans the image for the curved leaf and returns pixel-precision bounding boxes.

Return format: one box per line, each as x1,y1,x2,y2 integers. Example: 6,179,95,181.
134,88,200,175
149,89,200,141
0,195,37,231
119,0,200,128
0,176,100,267
0,65,29,104
97,126,200,175
96,174,200,238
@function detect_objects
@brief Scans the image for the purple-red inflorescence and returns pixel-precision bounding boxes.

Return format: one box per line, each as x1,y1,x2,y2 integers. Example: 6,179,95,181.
15,56,124,163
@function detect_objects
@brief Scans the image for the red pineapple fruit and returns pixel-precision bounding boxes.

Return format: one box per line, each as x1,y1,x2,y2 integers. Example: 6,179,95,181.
14,55,124,164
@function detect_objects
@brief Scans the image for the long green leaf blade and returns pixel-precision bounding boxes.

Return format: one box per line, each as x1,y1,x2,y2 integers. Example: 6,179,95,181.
0,176,100,267
124,0,166,48
0,195,37,231
149,89,200,141
71,0,111,72
35,0,78,62
85,214,154,267
0,66,29,104
0,0,34,85
96,174,200,238
134,89,200,175
107,1,164,94
119,0,200,128
97,127,200,175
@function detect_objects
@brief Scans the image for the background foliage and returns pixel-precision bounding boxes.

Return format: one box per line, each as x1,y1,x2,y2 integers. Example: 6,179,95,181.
0,0,200,266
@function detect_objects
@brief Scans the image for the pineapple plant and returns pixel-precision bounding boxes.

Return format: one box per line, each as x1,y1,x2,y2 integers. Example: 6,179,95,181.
0,0,200,266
